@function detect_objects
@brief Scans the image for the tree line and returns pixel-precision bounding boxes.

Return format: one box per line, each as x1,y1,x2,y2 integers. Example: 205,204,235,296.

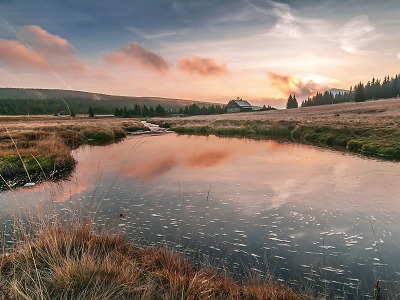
114,104,167,118
0,97,227,117
301,74,400,107
113,103,227,118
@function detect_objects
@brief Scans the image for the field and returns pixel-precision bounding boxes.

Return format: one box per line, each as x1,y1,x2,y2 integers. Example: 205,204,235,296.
153,98,400,160
0,115,147,189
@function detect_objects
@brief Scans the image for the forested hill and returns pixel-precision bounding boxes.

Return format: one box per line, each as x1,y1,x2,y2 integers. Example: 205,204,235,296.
0,88,217,115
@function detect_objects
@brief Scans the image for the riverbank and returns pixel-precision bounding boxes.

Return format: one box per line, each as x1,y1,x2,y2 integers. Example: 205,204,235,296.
152,98,400,160
0,219,305,299
0,116,148,189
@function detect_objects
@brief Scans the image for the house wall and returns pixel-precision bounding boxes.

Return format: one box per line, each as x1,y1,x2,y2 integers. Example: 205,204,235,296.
227,107,241,113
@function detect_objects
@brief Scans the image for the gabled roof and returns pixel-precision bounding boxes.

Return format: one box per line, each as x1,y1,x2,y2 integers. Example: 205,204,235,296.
227,100,252,108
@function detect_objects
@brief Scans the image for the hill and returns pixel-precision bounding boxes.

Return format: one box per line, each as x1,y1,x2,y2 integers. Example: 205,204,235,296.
0,88,219,115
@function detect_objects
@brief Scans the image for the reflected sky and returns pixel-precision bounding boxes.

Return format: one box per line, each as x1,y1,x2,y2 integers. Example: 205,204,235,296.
1,134,400,298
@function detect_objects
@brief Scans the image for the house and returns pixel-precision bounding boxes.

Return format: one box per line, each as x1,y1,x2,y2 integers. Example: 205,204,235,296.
226,99,253,113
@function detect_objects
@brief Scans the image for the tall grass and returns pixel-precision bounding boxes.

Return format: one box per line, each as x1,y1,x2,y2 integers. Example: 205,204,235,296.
0,215,305,300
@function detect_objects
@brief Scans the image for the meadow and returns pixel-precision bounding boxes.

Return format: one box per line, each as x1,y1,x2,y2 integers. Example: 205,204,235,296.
153,98,400,160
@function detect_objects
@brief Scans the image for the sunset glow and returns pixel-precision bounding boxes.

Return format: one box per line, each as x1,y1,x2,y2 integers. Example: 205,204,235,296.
0,0,399,107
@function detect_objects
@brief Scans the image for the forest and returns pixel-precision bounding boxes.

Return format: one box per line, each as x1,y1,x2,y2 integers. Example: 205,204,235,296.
301,74,400,107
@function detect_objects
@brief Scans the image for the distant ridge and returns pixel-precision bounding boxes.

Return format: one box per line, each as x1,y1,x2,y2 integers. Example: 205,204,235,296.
326,88,350,95
0,88,217,108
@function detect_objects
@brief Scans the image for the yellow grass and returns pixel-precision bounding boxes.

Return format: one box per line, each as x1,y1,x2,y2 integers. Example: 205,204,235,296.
0,219,306,300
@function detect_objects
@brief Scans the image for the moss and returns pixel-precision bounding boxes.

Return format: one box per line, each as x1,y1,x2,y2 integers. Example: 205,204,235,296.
82,128,115,141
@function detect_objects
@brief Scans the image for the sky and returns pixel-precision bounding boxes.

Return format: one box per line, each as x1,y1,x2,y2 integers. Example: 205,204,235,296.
0,0,399,107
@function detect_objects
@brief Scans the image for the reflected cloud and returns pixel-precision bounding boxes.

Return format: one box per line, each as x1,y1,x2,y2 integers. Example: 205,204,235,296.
185,150,231,169
123,155,178,183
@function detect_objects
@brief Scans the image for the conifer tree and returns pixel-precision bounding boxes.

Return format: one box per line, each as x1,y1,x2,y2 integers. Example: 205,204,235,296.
88,107,94,118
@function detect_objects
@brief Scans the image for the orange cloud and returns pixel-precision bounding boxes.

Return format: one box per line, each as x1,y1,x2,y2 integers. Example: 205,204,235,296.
106,42,169,73
0,25,85,73
268,72,327,98
0,39,47,69
185,151,231,169
123,155,178,183
19,25,75,56
178,56,228,76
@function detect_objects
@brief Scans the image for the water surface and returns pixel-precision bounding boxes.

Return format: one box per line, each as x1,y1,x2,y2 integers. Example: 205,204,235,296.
1,134,399,298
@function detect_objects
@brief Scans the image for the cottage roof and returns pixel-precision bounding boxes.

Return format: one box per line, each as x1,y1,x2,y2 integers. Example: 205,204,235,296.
228,100,252,108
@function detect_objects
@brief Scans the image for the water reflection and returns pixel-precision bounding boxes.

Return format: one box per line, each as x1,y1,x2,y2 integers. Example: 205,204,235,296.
124,155,179,183
185,150,231,169
1,134,400,299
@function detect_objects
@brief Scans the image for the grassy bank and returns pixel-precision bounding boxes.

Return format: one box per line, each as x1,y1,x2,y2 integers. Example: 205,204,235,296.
153,98,400,160
0,116,148,189
0,220,305,300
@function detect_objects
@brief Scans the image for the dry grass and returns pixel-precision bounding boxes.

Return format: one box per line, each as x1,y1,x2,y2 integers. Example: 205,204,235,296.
0,219,305,300
153,99,400,160
0,116,148,188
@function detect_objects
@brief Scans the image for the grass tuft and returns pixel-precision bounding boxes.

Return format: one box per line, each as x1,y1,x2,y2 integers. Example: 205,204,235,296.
0,219,305,300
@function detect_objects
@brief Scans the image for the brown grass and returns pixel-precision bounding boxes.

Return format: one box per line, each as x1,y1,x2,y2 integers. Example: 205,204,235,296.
0,116,148,188
0,219,306,300
153,99,400,160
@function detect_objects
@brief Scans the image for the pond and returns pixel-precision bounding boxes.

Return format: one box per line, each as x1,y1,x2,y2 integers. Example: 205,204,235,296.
1,133,400,298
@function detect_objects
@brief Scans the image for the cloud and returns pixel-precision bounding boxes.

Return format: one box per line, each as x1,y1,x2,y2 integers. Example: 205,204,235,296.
178,56,228,76
268,1,304,39
0,39,47,69
245,0,318,39
268,72,328,99
185,151,231,169
0,25,85,73
339,15,381,55
106,42,169,73
19,25,75,56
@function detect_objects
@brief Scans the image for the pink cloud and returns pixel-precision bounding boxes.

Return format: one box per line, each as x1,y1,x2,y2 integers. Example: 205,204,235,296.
19,25,75,56
106,42,169,73
178,56,228,76
0,25,85,73
0,39,47,69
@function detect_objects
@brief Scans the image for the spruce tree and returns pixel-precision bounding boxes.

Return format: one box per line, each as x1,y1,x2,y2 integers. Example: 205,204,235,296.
354,83,366,102
286,94,298,109
88,107,94,118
